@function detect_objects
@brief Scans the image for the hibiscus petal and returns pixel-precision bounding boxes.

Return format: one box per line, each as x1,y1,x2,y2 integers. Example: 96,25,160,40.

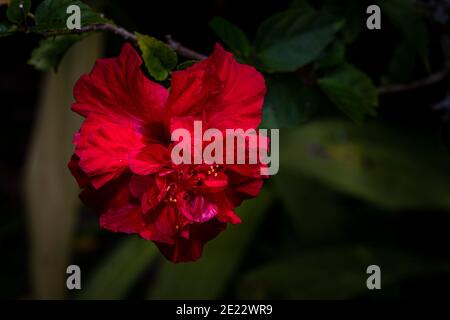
204,44,266,130
100,204,145,234
75,116,144,188
165,44,264,131
180,194,218,223
79,174,131,213
139,223,173,245
68,154,89,188
165,44,265,131
164,68,218,119
202,172,228,192
129,144,170,175
153,203,180,236
129,174,153,198
72,43,168,124
141,180,167,213
154,218,226,263
156,237,203,263
210,192,242,225
234,177,264,199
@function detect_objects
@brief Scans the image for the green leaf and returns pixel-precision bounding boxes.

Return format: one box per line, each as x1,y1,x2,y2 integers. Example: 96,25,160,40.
377,0,429,65
318,63,378,122
315,39,346,71
136,33,177,81
6,0,31,24
33,0,110,32
0,22,17,37
237,246,450,299
148,189,273,299
28,35,85,71
77,236,157,300
254,9,344,72
322,0,366,43
280,120,450,210
209,17,251,60
262,75,325,128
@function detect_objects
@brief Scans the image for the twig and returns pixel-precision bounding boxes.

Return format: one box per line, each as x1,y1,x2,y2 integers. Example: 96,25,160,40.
40,24,137,44
38,24,207,60
166,35,207,60
378,68,450,95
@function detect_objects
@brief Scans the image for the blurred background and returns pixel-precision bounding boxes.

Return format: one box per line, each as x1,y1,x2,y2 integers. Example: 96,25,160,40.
2,0,450,299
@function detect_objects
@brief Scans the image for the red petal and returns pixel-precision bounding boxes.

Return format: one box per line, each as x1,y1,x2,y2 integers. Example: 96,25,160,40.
211,192,242,225
72,43,168,125
165,44,265,131
139,223,173,244
218,210,242,224
156,237,203,263
155,218,226,263
153,203,180,237
75,116,144,188
129,174,153,198
100,204,145,234
202,172,228,192
204,44,266,130
129,144,170,175
79,174,131,213
68,154,89,188
179,194,218,223
141,179,167,213
234,178,264,199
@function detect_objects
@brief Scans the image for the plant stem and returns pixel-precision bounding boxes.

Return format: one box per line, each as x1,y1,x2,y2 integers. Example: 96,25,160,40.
378,68,450,95
166,35,207,60
39,24,207,60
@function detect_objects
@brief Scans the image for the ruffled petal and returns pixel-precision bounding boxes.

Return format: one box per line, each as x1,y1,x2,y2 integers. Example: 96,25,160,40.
165,44,265,130
179,194,218,223
68,154,90,188
129,144,170,175
75,116,144,188
155,218,226,263
79,174,131,213
202,172,228,192
72,43,168,125
100,204,145,234
153,203,180,237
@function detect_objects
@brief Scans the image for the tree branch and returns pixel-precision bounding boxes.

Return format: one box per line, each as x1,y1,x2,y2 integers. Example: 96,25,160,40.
39,24,207,61
378,68,450,95
166,35,207,60
41,24,137,43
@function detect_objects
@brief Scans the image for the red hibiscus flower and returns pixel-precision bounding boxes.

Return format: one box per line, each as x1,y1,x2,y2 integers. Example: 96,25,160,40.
68,42,266,263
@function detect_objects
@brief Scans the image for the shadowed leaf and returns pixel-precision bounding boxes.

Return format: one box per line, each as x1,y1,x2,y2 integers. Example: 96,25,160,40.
255,9,344,72
318,63,378,122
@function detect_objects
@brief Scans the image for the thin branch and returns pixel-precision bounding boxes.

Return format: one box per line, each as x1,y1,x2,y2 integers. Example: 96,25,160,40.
378,68,450,95
38,24,207,61
166,35,207,60
40,24,137,44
